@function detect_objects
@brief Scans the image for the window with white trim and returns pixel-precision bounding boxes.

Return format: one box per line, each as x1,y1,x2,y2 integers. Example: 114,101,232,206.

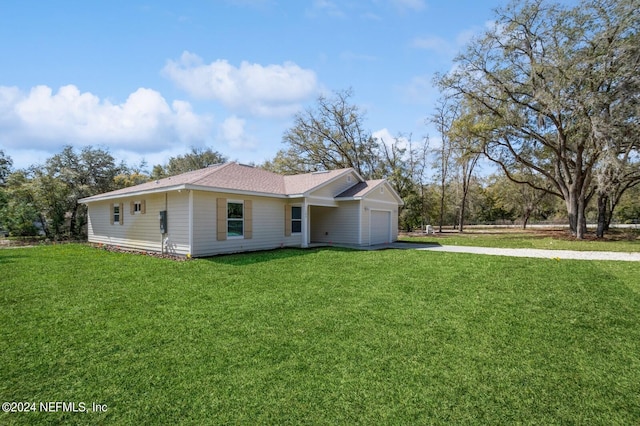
133,201,142,213
113,204,120,223
227,201,244,237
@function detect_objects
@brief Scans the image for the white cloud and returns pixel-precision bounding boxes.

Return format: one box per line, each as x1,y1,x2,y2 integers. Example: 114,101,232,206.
0,84,213,153
373,128,395,145
373,128,409,150
219,116,256,149
163,51,318,118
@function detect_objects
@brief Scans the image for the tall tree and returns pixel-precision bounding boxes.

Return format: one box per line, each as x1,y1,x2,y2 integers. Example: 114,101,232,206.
36,145,124,238
158,147,227,177
377,133,430,230
437,0,640,239
266,88,430,230
430,99,456,232
448,109,483,232
0,170,41,236
266,89,380,178
594,148,640,237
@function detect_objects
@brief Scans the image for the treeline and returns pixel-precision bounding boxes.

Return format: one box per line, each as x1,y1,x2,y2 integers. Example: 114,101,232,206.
0,146,227,239
1,135,638,241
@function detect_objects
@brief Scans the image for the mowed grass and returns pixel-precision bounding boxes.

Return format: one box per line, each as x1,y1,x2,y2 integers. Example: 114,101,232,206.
2,244,640,425
401,227,640,252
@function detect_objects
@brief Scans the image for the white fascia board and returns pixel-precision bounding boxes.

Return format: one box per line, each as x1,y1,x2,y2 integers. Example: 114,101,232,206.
184,184,288,199
80,184,289,204
79,185,188,203
304,196,339,207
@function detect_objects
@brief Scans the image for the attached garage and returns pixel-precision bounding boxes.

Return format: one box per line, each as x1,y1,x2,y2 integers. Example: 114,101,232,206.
370,210,391,245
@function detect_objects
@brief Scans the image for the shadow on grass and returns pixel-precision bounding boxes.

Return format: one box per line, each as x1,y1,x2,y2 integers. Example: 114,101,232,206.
0,251,28,264
383,241,443,249
201,246,355,266
201,242,447,265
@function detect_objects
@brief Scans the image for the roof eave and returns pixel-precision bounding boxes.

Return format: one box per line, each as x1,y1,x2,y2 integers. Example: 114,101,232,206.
79,184,289,203
79,184,188,204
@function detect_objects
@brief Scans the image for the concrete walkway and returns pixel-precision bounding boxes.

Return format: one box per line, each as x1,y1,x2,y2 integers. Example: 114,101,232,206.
364,242,640,262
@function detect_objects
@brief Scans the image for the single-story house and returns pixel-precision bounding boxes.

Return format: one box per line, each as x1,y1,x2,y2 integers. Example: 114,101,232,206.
79,162,404,257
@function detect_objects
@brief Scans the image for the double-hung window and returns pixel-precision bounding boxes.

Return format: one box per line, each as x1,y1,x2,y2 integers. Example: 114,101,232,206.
113,205,120,223
227,201,244,237
110,202,123,225
291,206,302,233
217,198,252,241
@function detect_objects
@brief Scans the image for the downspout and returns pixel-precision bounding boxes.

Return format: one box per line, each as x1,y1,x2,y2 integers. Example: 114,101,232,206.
358,201,362,246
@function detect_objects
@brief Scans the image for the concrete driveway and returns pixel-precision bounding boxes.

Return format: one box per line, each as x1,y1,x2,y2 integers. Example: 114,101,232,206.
367,242,640,262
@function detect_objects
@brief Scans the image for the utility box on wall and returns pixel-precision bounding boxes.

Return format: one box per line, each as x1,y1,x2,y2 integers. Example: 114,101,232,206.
159,210,168,234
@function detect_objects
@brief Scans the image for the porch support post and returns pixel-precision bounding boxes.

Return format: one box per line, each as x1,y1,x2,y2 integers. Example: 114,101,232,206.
301,200,309,248
188,189,193,256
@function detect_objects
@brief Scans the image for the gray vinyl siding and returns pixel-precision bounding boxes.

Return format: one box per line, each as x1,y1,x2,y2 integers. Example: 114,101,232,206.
308,172,360,199
86,192,190,255
309,201,360,245
165,191,190,254
191,191,301,257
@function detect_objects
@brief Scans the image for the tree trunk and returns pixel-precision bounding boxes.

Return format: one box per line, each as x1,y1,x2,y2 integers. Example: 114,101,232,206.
523,210,531,230
458,194,467,233
69,203,79,238
596,194,608,238
438,186,445,232
565,190,587,239
576,197,587,240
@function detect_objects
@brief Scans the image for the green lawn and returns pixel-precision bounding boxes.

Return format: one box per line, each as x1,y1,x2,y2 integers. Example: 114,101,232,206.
400,227,640,252
2,244,640,424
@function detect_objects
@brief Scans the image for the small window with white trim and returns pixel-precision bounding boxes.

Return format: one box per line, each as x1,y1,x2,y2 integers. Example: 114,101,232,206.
111,202,123,225
113,205,120,223
130,200,146,215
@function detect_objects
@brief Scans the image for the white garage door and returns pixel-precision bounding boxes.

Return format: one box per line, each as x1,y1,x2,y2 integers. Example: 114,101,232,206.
370,210,391,245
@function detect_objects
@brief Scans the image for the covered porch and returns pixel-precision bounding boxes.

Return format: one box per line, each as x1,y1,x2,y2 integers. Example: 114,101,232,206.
300,200,362,247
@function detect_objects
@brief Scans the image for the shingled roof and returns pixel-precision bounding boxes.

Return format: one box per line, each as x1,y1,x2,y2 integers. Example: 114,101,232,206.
79,162,360,203
335,179,385,198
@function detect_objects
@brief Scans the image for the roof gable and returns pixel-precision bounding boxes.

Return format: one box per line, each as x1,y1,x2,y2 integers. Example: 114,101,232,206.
283,168,360,195
336,179,404,205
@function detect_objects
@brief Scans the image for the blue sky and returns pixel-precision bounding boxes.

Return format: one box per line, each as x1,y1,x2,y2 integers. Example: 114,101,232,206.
0,0,510,170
